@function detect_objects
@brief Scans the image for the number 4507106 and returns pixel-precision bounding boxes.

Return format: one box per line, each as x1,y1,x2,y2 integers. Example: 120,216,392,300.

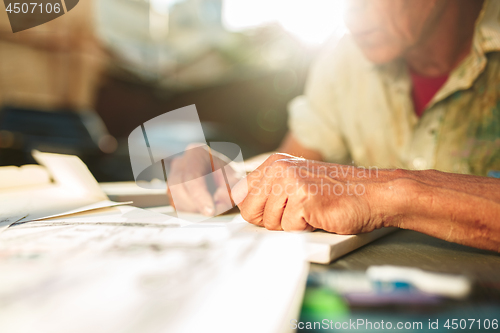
444,319,498,330
6,2,61,14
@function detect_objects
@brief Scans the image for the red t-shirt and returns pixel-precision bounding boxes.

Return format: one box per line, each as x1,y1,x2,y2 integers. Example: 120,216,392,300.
409,69,449,118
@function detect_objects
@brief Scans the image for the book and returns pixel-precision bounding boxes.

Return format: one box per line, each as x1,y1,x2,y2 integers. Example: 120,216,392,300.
231,214,397,264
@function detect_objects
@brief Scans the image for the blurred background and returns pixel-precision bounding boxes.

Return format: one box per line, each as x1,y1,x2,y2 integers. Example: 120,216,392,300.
0,0,347,182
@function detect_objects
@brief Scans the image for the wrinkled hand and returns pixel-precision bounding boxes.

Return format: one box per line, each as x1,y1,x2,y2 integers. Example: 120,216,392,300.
166,144,241,216
233,153,393,234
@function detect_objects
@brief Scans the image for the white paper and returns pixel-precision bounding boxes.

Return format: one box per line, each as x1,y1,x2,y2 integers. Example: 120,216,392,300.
0,164,50,190
231,214,397,264
0,190,32,232
32,150,108,201
30,200,133,222
0,207,307,333
40,205,185,226
0,151,130,228
0,214,28,233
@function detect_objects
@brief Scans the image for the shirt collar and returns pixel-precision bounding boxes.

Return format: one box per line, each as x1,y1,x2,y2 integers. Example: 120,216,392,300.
477,0,500,53
430,0,500,106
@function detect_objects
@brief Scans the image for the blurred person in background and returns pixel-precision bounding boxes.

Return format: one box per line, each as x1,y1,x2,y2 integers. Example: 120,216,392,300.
0,0,115,175
169,0,500,252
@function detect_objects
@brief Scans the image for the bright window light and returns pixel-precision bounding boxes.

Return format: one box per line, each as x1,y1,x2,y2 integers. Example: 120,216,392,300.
223,0,347,45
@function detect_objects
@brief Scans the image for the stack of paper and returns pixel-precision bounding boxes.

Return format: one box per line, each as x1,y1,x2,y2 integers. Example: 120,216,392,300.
0,204,308,333
0,151,130,232
229,215,397,264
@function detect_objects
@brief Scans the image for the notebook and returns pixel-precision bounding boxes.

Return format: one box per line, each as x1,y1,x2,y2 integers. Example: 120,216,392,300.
147,206,397,265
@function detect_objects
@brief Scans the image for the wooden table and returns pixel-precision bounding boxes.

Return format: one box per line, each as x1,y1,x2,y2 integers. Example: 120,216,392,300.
301,230,500,332
314,229,500,283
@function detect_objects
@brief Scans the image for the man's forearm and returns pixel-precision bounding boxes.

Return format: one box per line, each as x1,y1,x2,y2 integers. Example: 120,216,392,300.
379,171,500,252
235,154,500,252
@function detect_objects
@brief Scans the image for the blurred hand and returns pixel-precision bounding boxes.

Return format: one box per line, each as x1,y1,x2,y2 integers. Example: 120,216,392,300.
233,153,391,233
166,144,241,216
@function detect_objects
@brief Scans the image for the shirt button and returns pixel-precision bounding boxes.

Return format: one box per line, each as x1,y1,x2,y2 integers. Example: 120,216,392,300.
412,157,427,169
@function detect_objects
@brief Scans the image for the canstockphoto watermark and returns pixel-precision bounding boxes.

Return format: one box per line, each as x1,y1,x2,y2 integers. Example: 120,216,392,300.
290,318,424,331
252,159,379,180
290,318,499,331
249,178,367,197
247,160,379,198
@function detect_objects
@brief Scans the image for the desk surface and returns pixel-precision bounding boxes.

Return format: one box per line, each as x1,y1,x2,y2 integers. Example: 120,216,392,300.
301,230,500,333
312,229,500,284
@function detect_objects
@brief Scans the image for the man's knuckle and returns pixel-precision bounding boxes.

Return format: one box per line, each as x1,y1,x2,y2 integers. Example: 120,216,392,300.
265,223,282,231
269,153,289,161
240,209,256,223
270,159,293,175
272,159,290,167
